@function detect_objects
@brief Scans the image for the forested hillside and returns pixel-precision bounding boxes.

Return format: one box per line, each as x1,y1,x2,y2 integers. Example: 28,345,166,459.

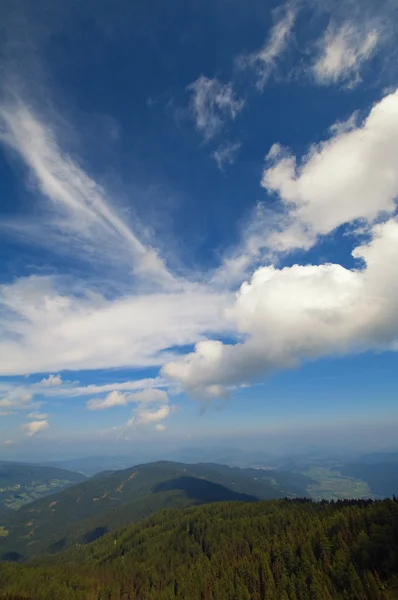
0,461,311,560
1,497,398,599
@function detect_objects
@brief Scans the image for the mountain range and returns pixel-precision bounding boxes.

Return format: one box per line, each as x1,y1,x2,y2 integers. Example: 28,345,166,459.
0,460,312,561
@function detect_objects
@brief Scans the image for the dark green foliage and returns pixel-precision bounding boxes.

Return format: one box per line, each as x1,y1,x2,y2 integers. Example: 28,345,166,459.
1,497,398,599
0,461,311,560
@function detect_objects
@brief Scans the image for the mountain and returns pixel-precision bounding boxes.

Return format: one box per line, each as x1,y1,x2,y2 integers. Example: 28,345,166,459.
356,451,398,465
38,456,141,477
1,497,398,599
0,461,312,561
341,462,398,498
0,462,86,512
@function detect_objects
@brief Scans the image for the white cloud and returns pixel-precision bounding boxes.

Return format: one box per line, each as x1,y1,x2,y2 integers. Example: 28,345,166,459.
329,110,359,135
0,100,171,282
128,404,170,426
23,419,49,436
312,22,379,86
163,217,398,396
262,89,398,252
212,142,241,170
0,389,35,414
187,76,245,140
3,440,15,445
50,378,166,397
210,203,279,288
155,424,166,432
87,388,168,410
238,2,297,90
28,412,48,420
87,391,128,410
0,276,231,375
39,374,62,387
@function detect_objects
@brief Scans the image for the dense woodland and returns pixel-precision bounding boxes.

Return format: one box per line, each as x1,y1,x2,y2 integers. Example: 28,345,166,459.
1,497,398,599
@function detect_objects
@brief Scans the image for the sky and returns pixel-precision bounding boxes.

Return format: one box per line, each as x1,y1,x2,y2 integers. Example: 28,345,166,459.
0,0,398,461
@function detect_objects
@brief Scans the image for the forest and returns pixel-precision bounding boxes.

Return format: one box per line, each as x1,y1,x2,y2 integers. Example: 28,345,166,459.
1,497,398,599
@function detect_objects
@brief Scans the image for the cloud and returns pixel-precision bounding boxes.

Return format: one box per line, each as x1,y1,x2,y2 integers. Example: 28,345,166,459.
262,89,398,252
312,22,379,86
0,388,36,414
0,399,12,408
212,142,241,170
238,2,297,90
39,374,62,387
329,110,360,135
86,388,169,410
23,419,49,436
155,424,166,432
0,276,231,375
28,412,48,420
187,76,245,140
210,203,280,288
3,440,15,445
87,391,128,410
0,99,171,282
128,404,170,426
49,378,166,397
163,216,398,396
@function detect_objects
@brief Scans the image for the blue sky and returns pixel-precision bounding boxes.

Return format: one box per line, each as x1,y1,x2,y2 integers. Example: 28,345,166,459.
0,0,398,460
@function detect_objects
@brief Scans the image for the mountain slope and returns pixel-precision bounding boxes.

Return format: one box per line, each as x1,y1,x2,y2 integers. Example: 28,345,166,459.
341,462,398,498
1,498,398,599
0,462,86,513
0,461,312,560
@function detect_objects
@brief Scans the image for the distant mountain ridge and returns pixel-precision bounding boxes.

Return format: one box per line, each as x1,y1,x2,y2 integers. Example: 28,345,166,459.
0,460,312,561
0,462,87,514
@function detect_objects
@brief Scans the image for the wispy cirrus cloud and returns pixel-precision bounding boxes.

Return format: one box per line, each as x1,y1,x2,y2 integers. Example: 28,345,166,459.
187,76,245,140
237,1,297,90
0,99,172,283
212,142,241,171
312,22,380,86
47,377,167,398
